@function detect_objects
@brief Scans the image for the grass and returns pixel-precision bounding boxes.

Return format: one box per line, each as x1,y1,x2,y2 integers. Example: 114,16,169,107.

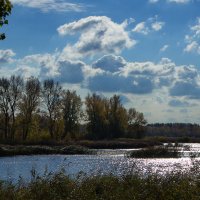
1,161,200,200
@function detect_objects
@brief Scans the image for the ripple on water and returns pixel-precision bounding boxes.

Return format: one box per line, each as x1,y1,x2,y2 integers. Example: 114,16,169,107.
0,149,199,182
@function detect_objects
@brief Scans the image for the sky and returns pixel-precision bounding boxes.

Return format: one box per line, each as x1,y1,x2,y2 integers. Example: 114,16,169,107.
1,0,200,123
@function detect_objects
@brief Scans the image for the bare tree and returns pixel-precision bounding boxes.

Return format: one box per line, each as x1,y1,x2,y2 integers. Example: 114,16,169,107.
19,77,40,140
42,79,62,139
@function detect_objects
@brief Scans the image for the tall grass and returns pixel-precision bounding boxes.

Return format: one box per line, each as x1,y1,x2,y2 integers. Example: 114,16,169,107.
1,160,200,200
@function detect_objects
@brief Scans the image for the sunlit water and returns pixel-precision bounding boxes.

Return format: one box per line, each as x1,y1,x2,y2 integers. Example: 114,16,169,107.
0,143,200,182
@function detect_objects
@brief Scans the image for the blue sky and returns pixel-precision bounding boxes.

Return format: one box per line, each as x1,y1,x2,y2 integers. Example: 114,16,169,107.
1,0,200,123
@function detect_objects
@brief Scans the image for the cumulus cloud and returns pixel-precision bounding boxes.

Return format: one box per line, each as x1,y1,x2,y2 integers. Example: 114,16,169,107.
132,16,165,35
11,0,85,12
84,54,200,101
87,72,153,94
57,16,136,59
92,55,126,73
0,49,16,64
55,60,84,83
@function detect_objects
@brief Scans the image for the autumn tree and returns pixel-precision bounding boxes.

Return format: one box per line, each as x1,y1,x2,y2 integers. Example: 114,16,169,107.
19,77,40,140
85,94,110,139
108,95,128,138
62,90,82,139
0,0,12,40
42,79,62,139
8,76,23,140
127,108,147,138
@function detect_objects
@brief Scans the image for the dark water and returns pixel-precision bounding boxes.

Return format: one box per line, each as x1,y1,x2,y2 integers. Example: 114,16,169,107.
0,144,199,182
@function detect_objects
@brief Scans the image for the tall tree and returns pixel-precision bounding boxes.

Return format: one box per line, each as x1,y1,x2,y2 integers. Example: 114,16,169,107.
42,79,62,139
62,90,82,139
8,76,23,140
0,77,10,139
0,0,12,40
109,95,128,138
19,77,40,140
85,94,109,139
127,108,147,138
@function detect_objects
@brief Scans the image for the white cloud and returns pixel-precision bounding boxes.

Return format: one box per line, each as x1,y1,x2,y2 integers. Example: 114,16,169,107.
167,0,191,3
132,22,150,35
184,41,199,53
10,0,85,12
151,21,165,31
132,17,165,35
92,55,126,73
184,18,200,54
57,16,136,60
160,45,169,52
149,0,160,3
0,49,16,64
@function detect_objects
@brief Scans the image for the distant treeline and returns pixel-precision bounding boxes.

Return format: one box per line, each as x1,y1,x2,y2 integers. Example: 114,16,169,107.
0,76,147,142
146,123,200,138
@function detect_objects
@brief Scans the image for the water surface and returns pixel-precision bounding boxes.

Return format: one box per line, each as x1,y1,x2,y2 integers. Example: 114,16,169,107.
1,145,199,182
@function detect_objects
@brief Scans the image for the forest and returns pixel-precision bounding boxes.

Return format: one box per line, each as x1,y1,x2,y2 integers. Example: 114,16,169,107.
0,76,147,143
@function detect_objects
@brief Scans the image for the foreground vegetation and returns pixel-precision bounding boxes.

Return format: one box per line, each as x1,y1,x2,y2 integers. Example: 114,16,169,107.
1,162,200,200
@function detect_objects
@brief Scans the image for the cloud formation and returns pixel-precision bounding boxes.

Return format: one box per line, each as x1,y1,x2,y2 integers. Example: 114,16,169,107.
132,16,165,35
57,16,136,59
184,18,200,54
160,45,169,52
0,49,15,64
167,0,190,3
11,0,85,12
149,0,191,3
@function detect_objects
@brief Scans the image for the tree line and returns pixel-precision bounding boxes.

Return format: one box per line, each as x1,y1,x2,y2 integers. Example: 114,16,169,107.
0,76,147,142
146,123,200,138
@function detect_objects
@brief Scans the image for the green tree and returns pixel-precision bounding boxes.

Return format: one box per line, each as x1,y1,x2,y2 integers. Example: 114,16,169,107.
0,0,12,40
62,90,82,139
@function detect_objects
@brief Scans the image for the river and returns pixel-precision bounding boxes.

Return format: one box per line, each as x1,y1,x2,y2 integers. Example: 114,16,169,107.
0,143,200,182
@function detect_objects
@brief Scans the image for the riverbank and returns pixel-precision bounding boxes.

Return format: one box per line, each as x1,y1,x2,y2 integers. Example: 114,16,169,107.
0,145,92,157
0,138,162,156
1,136,200,156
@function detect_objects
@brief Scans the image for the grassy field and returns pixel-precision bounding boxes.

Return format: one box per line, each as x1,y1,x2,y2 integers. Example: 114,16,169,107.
1,161,200,200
